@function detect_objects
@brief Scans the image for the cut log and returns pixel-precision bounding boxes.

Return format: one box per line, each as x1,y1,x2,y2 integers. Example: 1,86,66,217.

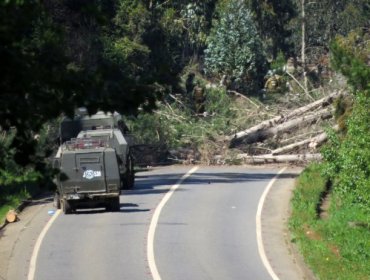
230,108,332,146
271,132,328,155
6,210,17,223
236,153,322,164
226,91,344,145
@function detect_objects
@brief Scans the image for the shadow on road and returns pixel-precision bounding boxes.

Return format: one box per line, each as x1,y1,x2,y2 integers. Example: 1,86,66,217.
124,170,298,196
71,202,150,214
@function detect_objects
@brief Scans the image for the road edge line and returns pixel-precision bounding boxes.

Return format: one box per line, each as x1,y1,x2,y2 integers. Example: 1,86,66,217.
27,209,61,280
147,166,199,280
256,167,287,280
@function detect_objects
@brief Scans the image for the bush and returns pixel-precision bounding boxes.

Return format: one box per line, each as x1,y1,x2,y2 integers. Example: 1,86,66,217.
127,86,241,159
322,92,370,214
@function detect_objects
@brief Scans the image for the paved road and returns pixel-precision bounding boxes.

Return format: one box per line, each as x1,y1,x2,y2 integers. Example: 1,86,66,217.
2,165,312,280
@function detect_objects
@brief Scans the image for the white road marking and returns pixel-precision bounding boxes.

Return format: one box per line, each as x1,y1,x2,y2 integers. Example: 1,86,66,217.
256,167,287,280
28,209,61,280
147,166,199,280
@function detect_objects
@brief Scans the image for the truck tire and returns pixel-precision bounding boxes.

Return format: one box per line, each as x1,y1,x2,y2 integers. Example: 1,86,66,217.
122,154,135,190
107,197,120,212
62,199,73,214
53,193,61,209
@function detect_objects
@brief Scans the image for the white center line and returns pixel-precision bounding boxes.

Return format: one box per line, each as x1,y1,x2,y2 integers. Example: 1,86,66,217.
147,166,199,280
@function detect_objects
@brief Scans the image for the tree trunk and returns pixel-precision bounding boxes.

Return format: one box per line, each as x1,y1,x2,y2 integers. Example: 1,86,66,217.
230,108,332,146
236,153,322,164
226,91,343,146
301,0,308,92
271,132,328,155
6,210,17,223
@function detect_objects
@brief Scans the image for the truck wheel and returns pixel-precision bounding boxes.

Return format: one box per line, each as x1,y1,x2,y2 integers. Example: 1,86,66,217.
107,197,120,212
122,154,135,190
62,199,72,214
53,193,61,209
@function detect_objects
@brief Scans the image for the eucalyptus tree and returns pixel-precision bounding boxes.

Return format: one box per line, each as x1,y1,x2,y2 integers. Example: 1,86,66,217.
248,0,297,59
290,0,370,64
204,0,267,94
152,0,217,64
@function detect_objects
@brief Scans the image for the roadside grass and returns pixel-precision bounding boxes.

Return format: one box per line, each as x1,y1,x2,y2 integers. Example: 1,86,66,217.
0,184,40,224
289,163,370,280
0,192,29,223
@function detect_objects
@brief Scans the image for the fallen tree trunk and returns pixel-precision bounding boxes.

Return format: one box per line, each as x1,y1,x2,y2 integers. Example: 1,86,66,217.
236,153,322,164
271,131,328,155
226,91,344,146
230,108,332,146
6,210,17,223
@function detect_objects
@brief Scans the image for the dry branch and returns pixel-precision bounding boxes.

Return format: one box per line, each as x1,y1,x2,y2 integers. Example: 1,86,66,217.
169,94,186,107
227,90,263,109
286,71,315,101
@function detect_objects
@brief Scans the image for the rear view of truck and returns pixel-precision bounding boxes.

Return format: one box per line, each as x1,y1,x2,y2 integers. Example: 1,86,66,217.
54,138,121,214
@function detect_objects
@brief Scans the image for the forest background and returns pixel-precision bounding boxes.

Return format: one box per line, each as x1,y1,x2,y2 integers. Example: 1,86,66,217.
0,1,369,279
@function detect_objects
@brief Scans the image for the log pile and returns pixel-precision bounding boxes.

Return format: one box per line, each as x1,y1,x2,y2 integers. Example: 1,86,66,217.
223,91,345,165
135,90,345,166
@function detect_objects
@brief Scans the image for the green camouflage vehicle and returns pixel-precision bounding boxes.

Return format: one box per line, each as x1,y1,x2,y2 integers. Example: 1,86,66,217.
53,111,135,214
53,138,121,214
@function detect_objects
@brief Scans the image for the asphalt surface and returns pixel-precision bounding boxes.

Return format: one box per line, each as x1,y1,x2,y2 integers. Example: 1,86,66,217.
0,165,314,280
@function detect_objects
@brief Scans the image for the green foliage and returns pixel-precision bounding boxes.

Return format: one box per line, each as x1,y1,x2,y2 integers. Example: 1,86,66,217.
0,130,42,215
204,0,267,94
290,164,326,228
179,2,210,53
128,87,238,150
0,129,16,171
290,24,370,279
322,92,370,213
289,0,370,63
290,163,370,280
157,0,216,59
0,1,78,131
270,51,288,73
0,0,184,168
114,1,150,39
330,31,370,93
248,0,297,59
322,32,370,214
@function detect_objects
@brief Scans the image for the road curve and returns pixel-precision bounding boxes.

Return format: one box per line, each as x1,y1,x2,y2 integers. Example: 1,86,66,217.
153,166,280,280
2,165,309,280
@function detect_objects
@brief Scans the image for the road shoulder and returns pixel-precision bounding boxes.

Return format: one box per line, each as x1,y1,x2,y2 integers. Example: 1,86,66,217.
0,194,54,280
262,166,316,280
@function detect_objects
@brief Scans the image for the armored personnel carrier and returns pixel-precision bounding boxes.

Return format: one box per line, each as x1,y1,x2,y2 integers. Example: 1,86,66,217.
53,138,121,213
53,110,135,214
77,128,134,189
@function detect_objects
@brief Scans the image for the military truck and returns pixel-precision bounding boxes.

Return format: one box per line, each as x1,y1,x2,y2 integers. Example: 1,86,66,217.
53,138,121,213
53,110,135,214
77,128,135,189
